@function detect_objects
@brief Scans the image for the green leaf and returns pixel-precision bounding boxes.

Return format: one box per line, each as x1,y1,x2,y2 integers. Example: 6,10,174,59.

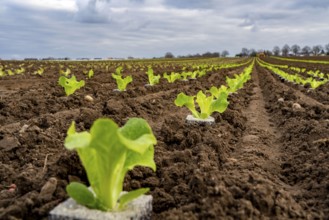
66,182,97,209
119,118,157,153
210,92,229,113
118,188,149,210
174,93,199,118
209,86,228,99
115,66,123,75
196,91,212,119
64,131,91,150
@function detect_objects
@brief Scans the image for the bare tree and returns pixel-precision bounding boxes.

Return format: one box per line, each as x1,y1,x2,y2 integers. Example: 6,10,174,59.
164,52,175,58
249,48,257,57
312,45,323,56
325,43,329,54
291,44,301,56
221,50,229,57
241,48,249,57
281,44,290,56
302,46,311,56
272,46,280,56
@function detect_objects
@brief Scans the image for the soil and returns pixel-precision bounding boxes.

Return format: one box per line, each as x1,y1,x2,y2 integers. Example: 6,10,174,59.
0,59,329,219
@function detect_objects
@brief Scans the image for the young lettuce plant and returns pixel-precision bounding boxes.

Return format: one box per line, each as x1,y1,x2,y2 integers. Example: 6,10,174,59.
64,118,156,211
15,67,25,74
181,71,191,81
58,75,85,96
208,85,229,99
60,68,71,76
112,74,133,91
88,69,94,79
189,71,198,80
34,68,44,76
163,72,181,83
112,66,133,91
309,79,328,89
146,67,161,86
0,68,5,77
7,69,14,76
197,69,207,78
175,90,229,119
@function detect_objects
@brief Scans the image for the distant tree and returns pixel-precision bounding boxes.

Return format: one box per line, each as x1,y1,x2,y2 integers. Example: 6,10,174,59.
264,50,273,56
281,44,290,56
164,52,175,58
291,44,301,56
241,48,249,56
302,46,311,56
325,43,329,54
249,49,257,57
213,52,220,57
272,46,280,56
202,52,212,57
201,52,220,58
221,50,229,57
312,45,323,56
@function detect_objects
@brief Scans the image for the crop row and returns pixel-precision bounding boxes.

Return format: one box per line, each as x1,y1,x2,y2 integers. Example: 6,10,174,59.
257,58,328,89
271,56,329,65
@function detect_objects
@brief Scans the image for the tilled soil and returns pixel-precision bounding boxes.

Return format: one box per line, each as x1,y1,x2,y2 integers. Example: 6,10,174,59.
0,60,329,219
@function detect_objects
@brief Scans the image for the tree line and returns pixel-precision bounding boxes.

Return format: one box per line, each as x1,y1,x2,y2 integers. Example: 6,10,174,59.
272,44,329,56
164,50,230,59
237,43,329,57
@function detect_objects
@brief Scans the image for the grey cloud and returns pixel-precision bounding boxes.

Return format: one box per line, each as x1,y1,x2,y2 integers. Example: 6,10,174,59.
1,0,329,59
75,0,113,23
289,0,329,9
164,0,214,9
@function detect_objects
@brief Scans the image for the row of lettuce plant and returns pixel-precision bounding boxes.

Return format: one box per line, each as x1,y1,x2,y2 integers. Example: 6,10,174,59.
145,59,252,85
259,58,329,80
271,56,329,65
174,60,254,120
257,58,328,89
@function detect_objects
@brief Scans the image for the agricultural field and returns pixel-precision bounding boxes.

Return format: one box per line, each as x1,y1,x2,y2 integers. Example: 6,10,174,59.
0,57,329,219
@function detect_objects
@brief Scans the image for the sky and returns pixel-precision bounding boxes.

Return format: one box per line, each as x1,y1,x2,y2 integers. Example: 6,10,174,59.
0,0,329,59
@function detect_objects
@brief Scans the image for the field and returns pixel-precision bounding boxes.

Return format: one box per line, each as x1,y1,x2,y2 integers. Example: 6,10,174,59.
1,57,329,219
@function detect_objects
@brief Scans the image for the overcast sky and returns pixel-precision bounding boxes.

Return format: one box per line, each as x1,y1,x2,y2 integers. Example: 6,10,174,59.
1,0,329,59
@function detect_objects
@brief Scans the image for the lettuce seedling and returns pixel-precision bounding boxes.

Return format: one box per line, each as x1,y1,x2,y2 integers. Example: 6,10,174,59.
88,69,94,79
0,68,5,77
175,90,229,119
112,74,133,91
190,71,198,79
64,118,156,211
208,85,229,99
181,71,191,81
58,75,85,96
34,68,44,76
15,67,25,74
309,79,328,89
197,70,207,78
7,69,14,76
163,72,181,83
112,66,132,91
146,67,160,85
60,68,71,76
